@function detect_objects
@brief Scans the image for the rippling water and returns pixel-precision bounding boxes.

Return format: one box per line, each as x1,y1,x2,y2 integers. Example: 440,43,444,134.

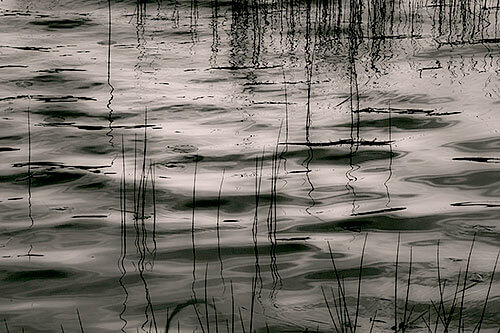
0,0,499,331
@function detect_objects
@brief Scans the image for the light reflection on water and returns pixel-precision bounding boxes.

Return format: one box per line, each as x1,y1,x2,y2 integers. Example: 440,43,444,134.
0,0,499,331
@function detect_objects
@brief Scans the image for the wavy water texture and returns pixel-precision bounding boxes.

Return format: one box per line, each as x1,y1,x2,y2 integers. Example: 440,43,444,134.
0,0,499,332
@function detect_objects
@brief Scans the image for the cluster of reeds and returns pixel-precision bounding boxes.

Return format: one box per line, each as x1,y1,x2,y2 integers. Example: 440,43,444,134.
151,0,500,53
6,233,496,333
158,129,499,333
120,110,160,332
5,114,499,333
169,235,498,333
58,109,499,332
320,234,499,333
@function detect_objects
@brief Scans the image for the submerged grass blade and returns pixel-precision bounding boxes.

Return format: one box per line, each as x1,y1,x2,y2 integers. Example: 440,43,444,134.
474,249,500,332
369,310,377,333
327,241,354,332
231,281,235,333
458,233,476,332
238,308,246,333
321,285,340,332
191,297,206,333
77,309,85,333
402,246,413,332
205,263,210,333
354,234,368,333
394,232,400,332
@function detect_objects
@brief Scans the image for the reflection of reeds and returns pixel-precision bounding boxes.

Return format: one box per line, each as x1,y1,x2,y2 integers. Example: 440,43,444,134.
354,235,368,332
394,232,400,331
110,126,498,333
458,233,475,332
119,135,129,332
8,1,500,332
116,109,159,332
319,235,498,332
191,155,199,299
321,239,366,332
429,240,462,331
268,127,283,297
216,169,226,290
401,246,413,332
76,309,85,333
475,249,499,332
27,96,33,228
24,141,498,332
130,0,500,62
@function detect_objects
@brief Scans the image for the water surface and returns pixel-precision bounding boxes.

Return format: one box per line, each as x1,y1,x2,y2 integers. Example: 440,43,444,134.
0,0,499,331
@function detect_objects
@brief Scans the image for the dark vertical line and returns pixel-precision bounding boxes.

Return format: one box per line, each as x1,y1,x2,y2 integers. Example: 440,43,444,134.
328,241,354,331
394,233,400,332
384,104,393,208
402,247,413,332
303,0,318,221
216,169,226,290
139,108,148,223
77,309,85,333
353,234,368,333
252,0,261,67
495,0,500,37
252,152,265,299
165,308,169,333
270,125,283,298
369,310,378,333
475,249,499,332
249,277,256,333
27,96,33,228
210,0,219,67
204,264,210,333
330,286,343,332
231,281,235,333
305,0,314,143
346,4,361,216
192,298,206,333
435,240,446,332
134,109,158,333
134,133,138,220
213,297,219,333
191,156,199,299
458,233,476,332
106,0,115,147
282,68,289,146
138,249,159,333
150,161,157,260
238,307,246,333
118,135,129,332
190,0,199,47
321,285,339,331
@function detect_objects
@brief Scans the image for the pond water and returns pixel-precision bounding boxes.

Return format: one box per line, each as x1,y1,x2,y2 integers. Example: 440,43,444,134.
0,0,499,332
